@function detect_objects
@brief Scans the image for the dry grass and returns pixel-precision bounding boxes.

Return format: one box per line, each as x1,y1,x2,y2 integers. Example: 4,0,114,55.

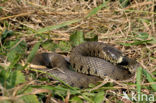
0,0,156,103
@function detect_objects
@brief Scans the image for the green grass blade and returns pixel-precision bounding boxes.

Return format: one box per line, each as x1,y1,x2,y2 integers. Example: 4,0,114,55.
120,0,130,8
22,42,40,70
85,2,107,18
36,2,107,34
36,19,81,34
143,69,156,91
26,42,40,63
136,67,142,94
82,94,94,103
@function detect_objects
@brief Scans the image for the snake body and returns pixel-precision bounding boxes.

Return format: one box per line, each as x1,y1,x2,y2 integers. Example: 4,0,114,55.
32,53,102,88
32,42,140,88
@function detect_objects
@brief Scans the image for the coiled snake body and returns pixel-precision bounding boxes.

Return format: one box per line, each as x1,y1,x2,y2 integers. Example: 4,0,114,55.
32,42,140,88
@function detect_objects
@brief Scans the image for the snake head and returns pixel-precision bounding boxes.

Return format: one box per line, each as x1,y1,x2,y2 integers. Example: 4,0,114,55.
102,46,124,64
126,58,141,73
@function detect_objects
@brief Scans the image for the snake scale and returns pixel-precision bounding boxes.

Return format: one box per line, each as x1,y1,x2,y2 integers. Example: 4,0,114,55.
31,42,140,88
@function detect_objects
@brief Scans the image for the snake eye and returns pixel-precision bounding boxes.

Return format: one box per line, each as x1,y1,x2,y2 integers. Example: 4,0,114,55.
109,51,119,60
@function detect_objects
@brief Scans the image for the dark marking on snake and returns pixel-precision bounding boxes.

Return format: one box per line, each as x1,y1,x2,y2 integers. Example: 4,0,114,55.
93,50,96,56
73,63,76,68
80,65,83,71
97,50,100,55
94,69,97,75
87,67,90,75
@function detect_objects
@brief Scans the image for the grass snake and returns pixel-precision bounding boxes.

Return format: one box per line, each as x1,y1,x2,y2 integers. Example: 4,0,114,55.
31,42,140,88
